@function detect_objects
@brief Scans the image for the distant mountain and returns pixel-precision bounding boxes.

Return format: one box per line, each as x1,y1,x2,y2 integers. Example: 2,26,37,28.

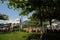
23,20,31,24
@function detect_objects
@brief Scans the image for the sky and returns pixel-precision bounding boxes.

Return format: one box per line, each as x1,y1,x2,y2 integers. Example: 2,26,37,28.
0,1,32,23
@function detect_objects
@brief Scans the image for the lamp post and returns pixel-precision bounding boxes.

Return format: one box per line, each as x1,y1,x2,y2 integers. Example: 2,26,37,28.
20,16,22,29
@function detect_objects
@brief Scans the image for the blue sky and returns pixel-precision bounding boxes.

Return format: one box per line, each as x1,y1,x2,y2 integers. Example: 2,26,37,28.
0,1,32,23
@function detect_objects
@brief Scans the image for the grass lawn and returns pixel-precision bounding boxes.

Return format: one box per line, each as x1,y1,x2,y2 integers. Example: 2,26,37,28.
1,30,60,40
0,31,29,40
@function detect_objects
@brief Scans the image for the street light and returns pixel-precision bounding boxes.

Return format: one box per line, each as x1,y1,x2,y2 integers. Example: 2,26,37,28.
20,16,22,29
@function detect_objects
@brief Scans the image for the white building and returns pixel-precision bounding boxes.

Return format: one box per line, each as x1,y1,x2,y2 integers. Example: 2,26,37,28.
7,18,21,28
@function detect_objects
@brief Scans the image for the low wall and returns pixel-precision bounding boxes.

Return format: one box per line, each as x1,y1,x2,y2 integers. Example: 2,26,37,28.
23,27,41,33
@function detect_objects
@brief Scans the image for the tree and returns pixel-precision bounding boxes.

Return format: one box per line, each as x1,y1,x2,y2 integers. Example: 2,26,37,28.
0,14,9,20
23,20,40,27
2,0,60,40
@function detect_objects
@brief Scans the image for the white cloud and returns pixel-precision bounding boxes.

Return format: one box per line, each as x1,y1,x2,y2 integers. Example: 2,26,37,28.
7,20,13,23
0,18,30,24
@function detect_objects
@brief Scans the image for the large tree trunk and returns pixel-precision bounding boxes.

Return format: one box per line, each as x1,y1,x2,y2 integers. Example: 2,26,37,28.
40,19,43,40
39,8,44,40
40,18,46,40
40,19,43,27
49,19,52,29
40,19,44,33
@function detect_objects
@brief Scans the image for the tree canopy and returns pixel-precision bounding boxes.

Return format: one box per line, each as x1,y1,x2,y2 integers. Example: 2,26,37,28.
7,0,60,20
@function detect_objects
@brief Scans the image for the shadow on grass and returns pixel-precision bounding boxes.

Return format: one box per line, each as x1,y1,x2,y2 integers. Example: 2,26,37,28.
42,29,60,40
26,29,60,40
26,33,40,40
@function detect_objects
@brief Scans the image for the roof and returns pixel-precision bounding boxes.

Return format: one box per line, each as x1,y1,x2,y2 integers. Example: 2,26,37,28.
7,18,20,23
